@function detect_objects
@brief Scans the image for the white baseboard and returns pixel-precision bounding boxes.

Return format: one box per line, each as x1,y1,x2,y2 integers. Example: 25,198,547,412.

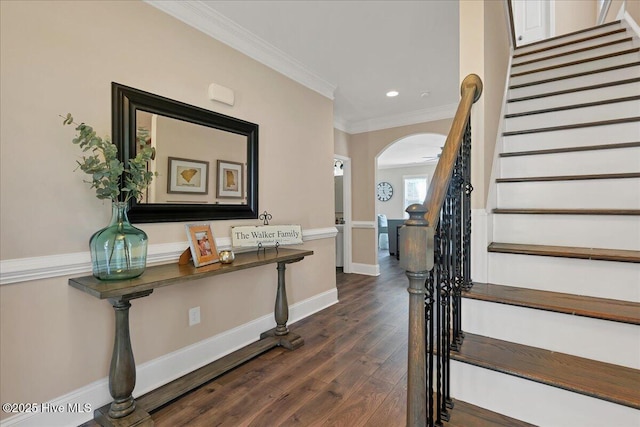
0,288,338,427
351,262,380,276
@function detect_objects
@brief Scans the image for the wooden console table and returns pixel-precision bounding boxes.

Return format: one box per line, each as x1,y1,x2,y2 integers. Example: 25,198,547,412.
69,247,313,427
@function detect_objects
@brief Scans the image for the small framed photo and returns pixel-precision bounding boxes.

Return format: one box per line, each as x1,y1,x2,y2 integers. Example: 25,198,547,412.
168,157,209,195
217,160,243,199
185,223,219,267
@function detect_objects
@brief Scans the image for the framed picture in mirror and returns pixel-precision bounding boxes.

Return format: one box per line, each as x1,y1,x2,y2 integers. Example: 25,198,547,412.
217,160,243,199
167,157,209,195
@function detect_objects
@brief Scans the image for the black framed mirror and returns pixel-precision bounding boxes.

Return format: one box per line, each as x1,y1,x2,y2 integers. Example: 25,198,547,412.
112,82,259,223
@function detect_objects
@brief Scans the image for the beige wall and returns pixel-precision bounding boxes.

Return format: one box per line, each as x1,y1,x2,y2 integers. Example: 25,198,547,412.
347,120,453,266
0,0,335,415
606,0,640,23
334,128,351,158
459,0,511,210
555,0,598,36
627,0,640,22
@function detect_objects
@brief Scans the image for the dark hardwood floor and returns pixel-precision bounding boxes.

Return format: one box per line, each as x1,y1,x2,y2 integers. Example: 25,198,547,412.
82,253,529,426
148,253,409,427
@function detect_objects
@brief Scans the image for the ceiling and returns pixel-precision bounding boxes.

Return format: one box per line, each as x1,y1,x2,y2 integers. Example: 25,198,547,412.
377,133,445,169
147,0,460,135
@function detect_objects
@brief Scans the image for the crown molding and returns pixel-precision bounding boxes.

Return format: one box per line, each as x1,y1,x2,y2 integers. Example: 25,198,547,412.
145,1,458,135
144,0,336,100
346,102,459,135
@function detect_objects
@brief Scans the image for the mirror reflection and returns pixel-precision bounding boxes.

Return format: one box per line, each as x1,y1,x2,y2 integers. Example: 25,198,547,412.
113,82,259,223
135,111,247,205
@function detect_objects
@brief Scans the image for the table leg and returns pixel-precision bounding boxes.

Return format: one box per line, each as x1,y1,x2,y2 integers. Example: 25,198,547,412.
260,260,304,350
274,262,289,336
95,292,152,427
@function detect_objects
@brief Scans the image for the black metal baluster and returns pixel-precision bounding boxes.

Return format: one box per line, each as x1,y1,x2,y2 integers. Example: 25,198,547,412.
451,151,464,351
441,191,452,421
434,217,443,426
426,268,436,427
462,121,473,293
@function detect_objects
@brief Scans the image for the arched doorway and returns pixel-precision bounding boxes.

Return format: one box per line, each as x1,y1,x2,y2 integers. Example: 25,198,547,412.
375,133,446,260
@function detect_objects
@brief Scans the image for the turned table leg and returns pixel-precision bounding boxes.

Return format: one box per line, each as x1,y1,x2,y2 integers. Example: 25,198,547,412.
96,292,152,427
274,262,289,336
107,298,136,418
260,259,304,350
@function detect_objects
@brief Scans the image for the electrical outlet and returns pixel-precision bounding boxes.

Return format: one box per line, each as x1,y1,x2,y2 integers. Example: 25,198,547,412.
188,306,201,326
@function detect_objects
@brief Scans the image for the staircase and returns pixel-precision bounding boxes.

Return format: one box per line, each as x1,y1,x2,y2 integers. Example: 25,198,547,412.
452,20,640,426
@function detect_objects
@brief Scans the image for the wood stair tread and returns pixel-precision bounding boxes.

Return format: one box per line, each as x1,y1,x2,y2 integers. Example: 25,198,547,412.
445,398,535,427
512,37,633,67
509,77,640,102
505,95,640,118
464,282,640,325
500,141,640,157
513,28,627,59
511,47,640,78
496,172,640,182
493,208,640,215
502,117,640,136
488,242,640,263
509,61,640,89
452,333,640,410
514,20,621,50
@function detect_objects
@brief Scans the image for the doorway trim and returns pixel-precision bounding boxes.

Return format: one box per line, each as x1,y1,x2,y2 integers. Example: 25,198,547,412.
335,154,352,273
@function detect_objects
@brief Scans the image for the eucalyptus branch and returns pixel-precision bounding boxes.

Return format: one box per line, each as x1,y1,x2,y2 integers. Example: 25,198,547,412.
62,113,157,204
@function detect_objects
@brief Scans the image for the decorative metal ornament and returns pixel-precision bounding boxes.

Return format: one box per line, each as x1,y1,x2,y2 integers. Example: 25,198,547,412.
259,211,273,225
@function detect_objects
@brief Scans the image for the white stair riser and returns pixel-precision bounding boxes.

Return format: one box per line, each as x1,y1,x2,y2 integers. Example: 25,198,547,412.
450,362,640,427
513,32,633,63
504,100,640,132
492,214,640,250
462,299,640,368
507,81,640,114
512,40,635,74
509,65,640,99
497,179,640,209
510,51,640,85
487,252,640,302
502,122,640,151
514,24,625,55
500,147,640,176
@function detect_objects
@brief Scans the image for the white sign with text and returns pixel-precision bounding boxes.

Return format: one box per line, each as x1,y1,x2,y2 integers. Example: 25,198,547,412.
231,225,303,247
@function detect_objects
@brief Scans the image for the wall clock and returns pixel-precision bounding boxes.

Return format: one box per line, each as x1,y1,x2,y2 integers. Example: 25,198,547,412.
377,182,393,202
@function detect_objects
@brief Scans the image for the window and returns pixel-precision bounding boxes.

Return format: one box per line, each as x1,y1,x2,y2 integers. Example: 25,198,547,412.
403,175,428,216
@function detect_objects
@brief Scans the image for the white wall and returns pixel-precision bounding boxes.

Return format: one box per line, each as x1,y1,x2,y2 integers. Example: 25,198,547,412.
376,164,437,219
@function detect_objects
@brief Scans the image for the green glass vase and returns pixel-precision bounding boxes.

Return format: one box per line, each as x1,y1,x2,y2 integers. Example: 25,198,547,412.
90,202,148,280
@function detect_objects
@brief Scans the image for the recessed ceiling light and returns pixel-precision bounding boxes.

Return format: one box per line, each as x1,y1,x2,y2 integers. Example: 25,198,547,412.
386,90,399,97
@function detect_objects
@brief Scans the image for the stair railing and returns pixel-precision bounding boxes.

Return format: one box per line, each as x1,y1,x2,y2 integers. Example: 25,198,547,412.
402,74,482,427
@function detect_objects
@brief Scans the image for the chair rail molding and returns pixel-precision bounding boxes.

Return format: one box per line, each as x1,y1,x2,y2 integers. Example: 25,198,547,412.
351,220,376,229
0,227,338,286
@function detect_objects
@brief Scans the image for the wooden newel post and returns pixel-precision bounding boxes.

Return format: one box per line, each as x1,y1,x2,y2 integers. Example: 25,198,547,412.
401,204,435,427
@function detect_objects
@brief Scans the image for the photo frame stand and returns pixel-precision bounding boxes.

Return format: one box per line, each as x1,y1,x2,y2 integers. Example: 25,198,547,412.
178,247,194,266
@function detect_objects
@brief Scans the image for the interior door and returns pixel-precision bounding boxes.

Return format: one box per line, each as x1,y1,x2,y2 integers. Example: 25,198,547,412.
513,0,550,45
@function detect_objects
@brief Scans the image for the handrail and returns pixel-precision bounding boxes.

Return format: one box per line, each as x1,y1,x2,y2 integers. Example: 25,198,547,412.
423,74,482,228
507,0,517,48
404,73,483,427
